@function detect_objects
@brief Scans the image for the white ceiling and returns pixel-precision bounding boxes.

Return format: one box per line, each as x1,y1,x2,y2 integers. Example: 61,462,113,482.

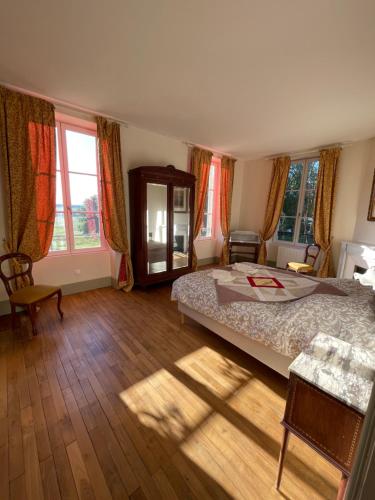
1,0,375,159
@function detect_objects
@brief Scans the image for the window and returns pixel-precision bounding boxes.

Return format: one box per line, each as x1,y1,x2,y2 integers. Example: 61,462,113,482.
200,160,219,238
276,159,319,245
50,119,105,253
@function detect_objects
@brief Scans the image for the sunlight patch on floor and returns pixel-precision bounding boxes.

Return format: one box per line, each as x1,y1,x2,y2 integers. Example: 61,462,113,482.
118,347,339,500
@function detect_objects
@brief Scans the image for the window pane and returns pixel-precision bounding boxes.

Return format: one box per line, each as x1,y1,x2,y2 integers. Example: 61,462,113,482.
209,164,215,185
206,213,212,237
72,212,101,249
202,213,208,230
306,160,319,189
65,129,97,174
277,216,296,242
281,190,299,217
55,128,61,171
287,163,303,190
50,213,67,251
207,189,214,214
302,189,315,218
200,164,216,237
298,217,314,245
203,192,209,212
56,171,64,209
69,173,99,210
201,213,212,238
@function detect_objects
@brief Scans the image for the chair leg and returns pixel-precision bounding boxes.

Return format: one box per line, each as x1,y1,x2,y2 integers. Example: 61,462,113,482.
10,303,17,331
57,289,64,320
27,304,37,336
276,427,290,490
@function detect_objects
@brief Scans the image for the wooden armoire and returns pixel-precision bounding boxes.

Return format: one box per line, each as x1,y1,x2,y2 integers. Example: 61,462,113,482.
128,165,195,287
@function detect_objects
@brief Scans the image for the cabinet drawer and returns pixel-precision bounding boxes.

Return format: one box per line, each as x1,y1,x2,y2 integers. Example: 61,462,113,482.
283,374,363,474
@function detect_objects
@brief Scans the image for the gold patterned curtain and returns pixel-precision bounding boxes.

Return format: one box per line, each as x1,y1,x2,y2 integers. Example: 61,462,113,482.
96,117,134,291
257,156,290,265
220,156,236,265
190,147,213,270
0,86,56,262
313,147,341,277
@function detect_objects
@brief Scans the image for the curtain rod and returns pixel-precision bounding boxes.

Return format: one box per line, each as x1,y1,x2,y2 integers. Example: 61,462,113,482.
264,142,352,161
0,81,129,127
183,141,236,160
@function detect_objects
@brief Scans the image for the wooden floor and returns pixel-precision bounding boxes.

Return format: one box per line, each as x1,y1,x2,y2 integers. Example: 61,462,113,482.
0,283,340,500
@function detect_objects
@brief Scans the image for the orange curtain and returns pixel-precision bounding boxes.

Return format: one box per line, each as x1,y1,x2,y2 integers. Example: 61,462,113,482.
313,147,341,277
96,117,134,291
220,156,236,265
0,86,56,261
257,156,290,265
190,147,213,270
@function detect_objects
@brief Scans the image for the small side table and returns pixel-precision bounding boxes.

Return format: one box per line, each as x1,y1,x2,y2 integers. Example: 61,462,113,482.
229,241,260,264
276,373,364,500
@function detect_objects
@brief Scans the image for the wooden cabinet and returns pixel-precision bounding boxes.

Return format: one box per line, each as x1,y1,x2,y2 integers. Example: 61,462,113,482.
277,373,364,499
128,165,195,287
229,241,259,264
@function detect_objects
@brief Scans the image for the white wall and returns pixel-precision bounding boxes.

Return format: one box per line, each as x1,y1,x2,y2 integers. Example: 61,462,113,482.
238,158,273,233
353,139,375,244
331,140,373,268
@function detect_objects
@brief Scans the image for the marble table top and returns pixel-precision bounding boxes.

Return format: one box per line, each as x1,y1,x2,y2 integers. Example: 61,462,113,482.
289,332,375,414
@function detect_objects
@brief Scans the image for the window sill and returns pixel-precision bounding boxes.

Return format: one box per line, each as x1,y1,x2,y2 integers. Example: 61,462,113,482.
46,248,110,258
197,236,216,242
272,240,308,248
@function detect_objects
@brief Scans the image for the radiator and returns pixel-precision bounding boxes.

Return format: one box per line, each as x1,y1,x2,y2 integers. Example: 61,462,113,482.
276,246,305,269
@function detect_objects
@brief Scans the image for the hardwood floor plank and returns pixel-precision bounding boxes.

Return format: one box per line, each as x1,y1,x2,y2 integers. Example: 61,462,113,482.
88,426,129,500
92,423,138,495
152,468,179,500
0,443,9,500
20,405,44,500
45,361,76,446
0,353,7,418
7,375,24,481
9,474,26,500
40,455,62,500
66,441,95,500
27,365,52,462
62,387,112,500
53,444,79,500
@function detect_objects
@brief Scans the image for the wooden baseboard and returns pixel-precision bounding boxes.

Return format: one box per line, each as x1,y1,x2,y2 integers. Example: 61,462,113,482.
197,257,220,267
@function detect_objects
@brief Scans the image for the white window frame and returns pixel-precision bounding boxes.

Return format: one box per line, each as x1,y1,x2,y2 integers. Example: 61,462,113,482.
199,158,220,240
274,157,319,246
49,114,107,256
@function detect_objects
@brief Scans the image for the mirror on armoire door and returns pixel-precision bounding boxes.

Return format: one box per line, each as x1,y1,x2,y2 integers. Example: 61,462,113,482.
172,186,191,270
146,182,168,274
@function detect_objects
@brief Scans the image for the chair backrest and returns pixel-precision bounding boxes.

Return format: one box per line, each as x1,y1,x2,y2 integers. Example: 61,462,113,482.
0,253,34,297
304,244,320,267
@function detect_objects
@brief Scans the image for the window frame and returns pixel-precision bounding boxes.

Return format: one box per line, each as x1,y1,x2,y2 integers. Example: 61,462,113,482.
274,157,319,246
199,158,221,240
49,116,107,256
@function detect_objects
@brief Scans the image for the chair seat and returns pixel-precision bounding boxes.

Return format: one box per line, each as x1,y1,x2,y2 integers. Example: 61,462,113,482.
287,262,314,273
10,285,60,305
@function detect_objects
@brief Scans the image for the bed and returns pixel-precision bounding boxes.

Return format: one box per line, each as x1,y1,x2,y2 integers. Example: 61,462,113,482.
148,240,167,264
171,264,375,377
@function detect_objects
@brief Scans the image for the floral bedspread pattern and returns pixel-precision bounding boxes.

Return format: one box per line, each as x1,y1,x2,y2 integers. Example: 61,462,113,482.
171,266,375,358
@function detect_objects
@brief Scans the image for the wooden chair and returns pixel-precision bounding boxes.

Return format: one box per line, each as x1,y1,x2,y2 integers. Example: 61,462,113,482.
0,252,63,336
287,244,320,274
